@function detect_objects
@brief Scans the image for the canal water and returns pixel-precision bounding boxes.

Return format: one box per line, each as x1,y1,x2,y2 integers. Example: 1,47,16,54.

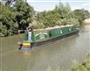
1,25,90,71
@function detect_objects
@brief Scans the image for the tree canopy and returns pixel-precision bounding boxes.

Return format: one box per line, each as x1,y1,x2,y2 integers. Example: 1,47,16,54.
34,3,81,29
0,0,34,36
0,2,90,36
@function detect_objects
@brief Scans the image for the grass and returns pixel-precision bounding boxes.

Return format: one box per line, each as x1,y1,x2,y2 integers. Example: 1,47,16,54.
72,54,90,71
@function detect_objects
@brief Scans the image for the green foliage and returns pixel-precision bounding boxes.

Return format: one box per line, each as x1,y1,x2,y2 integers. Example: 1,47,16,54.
0,3,16,36
73,9,90,24
0,0,34,36
72,54,90,71
14,0,34,30
1,0,16,5
0,23,8,36
55,3,71,19
35,2,80,28
0,1,90,36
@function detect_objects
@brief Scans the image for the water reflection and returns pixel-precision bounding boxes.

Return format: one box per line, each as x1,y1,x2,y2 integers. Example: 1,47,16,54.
17,50,32,56
46,65,60,71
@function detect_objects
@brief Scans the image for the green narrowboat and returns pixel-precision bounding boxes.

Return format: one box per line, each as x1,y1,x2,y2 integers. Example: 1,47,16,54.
32,25,79,43
18,24,79,48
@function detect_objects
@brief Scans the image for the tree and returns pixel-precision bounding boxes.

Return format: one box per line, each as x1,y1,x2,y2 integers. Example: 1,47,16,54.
0,0,34,36
55,2,71,19
0,0,15,6
0,3,17,36
73,9,90,24
14,0,34,30
35,2,79,28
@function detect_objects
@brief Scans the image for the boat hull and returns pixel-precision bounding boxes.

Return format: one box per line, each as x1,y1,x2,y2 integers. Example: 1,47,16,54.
32,29,79,46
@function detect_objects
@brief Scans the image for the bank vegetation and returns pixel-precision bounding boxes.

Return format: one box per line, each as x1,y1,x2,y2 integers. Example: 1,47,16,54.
0,0,90,36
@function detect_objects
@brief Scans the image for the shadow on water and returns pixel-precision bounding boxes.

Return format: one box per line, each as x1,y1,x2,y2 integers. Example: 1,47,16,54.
1,25,90,71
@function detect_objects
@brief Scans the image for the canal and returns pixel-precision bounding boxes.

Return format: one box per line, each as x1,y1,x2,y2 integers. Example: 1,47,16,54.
0,25,90,71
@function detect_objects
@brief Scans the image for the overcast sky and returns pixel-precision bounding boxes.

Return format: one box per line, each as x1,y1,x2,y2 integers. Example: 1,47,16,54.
27,0,90,12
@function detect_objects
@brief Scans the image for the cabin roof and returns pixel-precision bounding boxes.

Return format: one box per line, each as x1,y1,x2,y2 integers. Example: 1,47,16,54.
34,25,73,32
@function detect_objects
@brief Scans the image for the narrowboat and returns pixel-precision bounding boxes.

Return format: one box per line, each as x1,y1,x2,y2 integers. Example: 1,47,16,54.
18,24,79,48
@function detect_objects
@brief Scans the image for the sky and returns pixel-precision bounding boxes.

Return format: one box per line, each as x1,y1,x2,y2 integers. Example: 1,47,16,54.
27,0,90,12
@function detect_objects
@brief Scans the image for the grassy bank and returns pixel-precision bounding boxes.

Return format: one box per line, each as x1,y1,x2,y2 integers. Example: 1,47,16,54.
72,54,90,71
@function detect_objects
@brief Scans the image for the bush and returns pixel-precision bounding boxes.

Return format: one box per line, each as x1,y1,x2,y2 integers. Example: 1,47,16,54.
0,25,8,36
72,54,90,71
